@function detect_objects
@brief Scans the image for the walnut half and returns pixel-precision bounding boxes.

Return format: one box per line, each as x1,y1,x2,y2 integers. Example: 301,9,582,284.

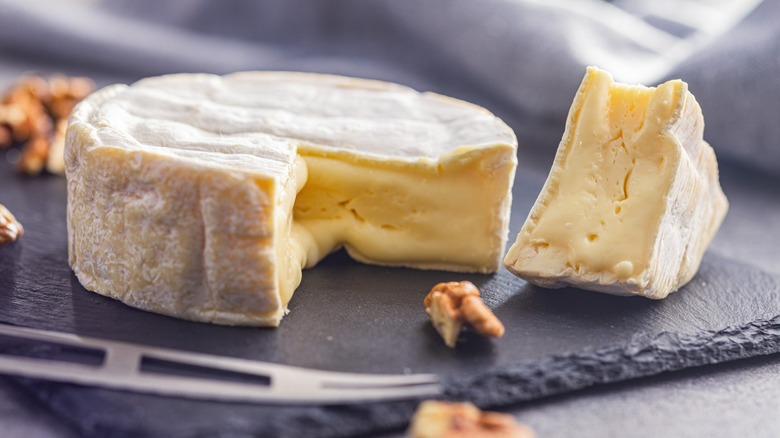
0,204,24,245
408,401,534,438
0,74,94,176
423,281,505,348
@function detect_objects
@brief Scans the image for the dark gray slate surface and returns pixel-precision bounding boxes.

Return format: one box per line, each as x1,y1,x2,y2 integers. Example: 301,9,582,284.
525,352,780,438
376,352,780,438
2,151,780,437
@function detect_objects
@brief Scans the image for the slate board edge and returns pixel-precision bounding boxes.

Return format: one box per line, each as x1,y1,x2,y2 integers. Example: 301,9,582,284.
5,314,780,438
445,314,780,405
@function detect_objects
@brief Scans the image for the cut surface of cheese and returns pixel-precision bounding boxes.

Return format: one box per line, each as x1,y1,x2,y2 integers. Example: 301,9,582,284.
504,67,728,299
65,72,517,326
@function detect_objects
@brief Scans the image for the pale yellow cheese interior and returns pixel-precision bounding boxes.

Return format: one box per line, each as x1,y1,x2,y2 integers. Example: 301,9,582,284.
523,73,678,283
276,146,516,306
505,67,728,298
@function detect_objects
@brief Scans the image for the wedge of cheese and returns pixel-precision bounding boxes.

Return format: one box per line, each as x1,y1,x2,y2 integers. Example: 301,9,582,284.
65,72,517,326
504,67,728,299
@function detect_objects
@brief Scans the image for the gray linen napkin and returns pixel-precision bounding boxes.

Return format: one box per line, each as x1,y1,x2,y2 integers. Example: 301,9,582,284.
1,0,778,172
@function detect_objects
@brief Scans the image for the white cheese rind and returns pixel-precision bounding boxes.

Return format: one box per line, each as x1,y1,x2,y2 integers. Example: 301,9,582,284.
66,72,517,326
503,67,728,299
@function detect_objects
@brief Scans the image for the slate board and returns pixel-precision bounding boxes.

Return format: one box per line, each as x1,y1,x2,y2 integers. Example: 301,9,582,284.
2,154,780,438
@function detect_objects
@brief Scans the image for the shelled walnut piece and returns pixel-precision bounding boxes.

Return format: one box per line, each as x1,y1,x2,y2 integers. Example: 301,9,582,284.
0,204,24,244
408,401,534,438
0,75,94,175
423,281,505,348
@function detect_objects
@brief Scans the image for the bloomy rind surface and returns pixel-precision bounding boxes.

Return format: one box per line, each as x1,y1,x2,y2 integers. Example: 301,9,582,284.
66,72,517,326
66,124,285,326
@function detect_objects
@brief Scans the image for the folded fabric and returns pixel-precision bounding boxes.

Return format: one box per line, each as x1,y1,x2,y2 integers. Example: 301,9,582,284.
0,0,778,173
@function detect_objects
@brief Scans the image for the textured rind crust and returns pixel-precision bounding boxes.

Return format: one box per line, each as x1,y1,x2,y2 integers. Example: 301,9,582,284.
66,122,284,326
66,85,285,326
504,68,728,298
445,313,780,406
65,73,517,326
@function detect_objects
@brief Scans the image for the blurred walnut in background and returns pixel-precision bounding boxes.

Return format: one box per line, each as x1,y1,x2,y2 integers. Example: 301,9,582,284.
0,75,94,176
0,204,24,245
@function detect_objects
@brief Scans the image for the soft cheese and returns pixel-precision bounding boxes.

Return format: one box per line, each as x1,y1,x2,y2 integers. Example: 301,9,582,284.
65,72,517,326
504,67,728,299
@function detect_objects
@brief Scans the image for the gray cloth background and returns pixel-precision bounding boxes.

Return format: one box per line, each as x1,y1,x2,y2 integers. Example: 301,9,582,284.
1,0,779,174
1,0,779,436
